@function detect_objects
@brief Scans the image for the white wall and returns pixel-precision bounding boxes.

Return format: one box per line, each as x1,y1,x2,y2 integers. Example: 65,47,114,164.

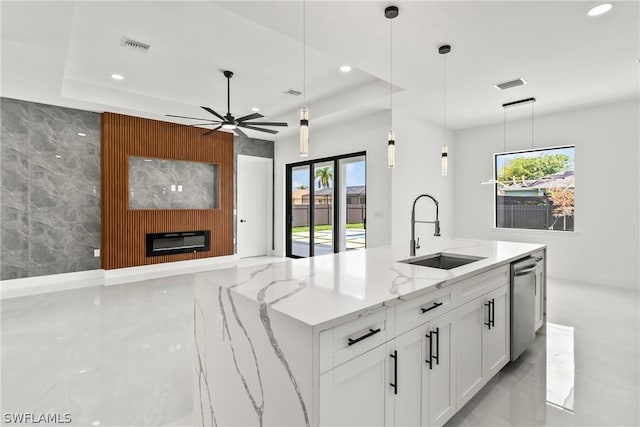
391,101,455,250
453,99,639,290
273,103,454,258
273,111,393,256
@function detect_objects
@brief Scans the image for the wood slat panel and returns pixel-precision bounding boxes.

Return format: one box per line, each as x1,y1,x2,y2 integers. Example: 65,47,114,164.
101,112,233,270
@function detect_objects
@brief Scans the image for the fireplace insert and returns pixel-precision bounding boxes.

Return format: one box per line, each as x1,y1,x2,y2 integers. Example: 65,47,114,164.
146,230,210,257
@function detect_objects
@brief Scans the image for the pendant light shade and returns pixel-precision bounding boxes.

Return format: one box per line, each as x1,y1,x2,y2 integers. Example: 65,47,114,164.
439,44,451,176
299,107,309,157
385,6,398,169
388,130,396,168
441,145,448,176
299,0,309,158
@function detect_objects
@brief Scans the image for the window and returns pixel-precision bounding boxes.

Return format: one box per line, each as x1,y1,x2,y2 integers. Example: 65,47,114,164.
494,145,575,231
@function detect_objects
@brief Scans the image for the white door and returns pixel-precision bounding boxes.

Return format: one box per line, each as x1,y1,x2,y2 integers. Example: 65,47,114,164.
455,298,486,409
237,155,271,258
393,327,423,427
319,344,391,426
424,310,457,427
484,285,510,379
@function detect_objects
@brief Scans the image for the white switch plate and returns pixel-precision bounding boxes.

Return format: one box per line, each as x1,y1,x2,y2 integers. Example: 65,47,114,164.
93,249,100,257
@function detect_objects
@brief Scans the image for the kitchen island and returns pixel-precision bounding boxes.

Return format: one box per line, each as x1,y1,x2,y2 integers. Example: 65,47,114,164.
193,238,546,426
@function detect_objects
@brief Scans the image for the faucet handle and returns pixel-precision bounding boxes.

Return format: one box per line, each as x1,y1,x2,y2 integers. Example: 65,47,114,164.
416,237,420,249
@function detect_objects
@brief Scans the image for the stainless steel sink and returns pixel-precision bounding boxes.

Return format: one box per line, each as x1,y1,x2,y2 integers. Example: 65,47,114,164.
398,253,485,270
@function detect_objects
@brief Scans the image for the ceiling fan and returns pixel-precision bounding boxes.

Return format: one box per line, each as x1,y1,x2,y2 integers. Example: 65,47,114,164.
167,70,288,137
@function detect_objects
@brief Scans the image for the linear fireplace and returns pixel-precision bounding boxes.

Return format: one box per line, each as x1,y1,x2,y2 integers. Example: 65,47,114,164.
146,230,210,257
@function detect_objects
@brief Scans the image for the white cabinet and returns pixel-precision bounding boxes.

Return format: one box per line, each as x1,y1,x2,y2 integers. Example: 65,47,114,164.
456,285,510,409
422,310,456,427
392,327,424,427
319,343,392,426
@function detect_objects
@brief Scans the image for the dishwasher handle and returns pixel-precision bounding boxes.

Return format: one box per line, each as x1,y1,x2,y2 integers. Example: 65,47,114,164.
514,265,537,276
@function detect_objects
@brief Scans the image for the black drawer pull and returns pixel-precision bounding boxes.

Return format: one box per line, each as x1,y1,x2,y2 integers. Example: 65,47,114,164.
432,327,440,366
389,351,398,395
484,300,492,329
425,331,433,369
420,302,443,314
347,328,381,346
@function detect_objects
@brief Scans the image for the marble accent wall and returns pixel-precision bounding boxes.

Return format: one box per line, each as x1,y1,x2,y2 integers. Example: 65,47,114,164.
1,98,100,280
128,157,218,210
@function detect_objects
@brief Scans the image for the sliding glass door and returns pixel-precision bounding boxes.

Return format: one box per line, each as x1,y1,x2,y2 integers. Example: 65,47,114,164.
286,152,366,258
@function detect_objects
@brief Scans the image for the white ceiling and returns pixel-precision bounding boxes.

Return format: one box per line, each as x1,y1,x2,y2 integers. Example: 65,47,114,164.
1,1,638,138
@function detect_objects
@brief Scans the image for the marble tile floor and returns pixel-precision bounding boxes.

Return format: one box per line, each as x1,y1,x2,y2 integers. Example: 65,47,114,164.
1,270,638,426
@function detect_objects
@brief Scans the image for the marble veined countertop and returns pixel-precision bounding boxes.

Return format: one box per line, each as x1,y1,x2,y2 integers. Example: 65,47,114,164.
195,238,545,327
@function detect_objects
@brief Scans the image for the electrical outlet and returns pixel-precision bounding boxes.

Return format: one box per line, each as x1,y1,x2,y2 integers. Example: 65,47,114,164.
93,249,100,257
177,185,183,192
170,184,176,192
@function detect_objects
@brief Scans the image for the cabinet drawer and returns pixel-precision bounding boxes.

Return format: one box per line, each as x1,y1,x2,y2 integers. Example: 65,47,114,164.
395,286,454,335
319,308,389,374
457,265,509,306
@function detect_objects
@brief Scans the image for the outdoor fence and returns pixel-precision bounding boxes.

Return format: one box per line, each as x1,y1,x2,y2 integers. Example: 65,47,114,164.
292,204,366,227
496,204,574,231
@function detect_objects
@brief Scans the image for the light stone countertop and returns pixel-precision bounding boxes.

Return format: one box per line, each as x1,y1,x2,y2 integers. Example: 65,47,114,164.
194,237,545,328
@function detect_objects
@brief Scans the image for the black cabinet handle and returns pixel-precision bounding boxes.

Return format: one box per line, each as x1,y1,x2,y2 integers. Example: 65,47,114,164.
425,331,433,369
491,298,495,327
421,302,443,314
484,301,492,330
432,327,440,366
389,351,398,395
240,219,247,223
347,328,381,346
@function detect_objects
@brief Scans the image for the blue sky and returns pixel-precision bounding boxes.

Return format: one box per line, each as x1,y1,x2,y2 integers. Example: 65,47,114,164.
292,160,366,189
496,146,575,172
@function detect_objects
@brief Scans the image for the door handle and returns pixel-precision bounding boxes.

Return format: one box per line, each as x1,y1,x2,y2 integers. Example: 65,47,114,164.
420,302,443,314
347,328,381,346
240,219,247,223
389,351,398,395
425,331,433,369
432,327,440,366
484,300,492,330
515,265,537,276
491,298,495,327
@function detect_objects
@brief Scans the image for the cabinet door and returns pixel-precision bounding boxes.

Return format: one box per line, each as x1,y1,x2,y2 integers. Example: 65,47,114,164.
455,297,485,409
534,264,544,331
392,327,423,427
319,344,391,426
484,285,510,379
423,310,456,427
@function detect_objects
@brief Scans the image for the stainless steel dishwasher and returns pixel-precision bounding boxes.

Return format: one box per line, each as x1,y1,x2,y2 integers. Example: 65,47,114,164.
510,257,541,361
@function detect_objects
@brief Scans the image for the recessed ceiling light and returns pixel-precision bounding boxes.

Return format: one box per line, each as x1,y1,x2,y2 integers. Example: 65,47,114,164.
251,107,260,112
77,132,86,137
111,73,124,81
340,65,352,73
587,3,613,16
55,155,62,159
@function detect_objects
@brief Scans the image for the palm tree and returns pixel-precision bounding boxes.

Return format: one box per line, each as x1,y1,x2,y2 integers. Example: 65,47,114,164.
315,167,333,189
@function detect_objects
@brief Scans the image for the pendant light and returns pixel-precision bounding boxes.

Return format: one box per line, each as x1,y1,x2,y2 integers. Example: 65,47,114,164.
480,97,537,185
439,44,451,176
385,6,398,168
299,0,309,157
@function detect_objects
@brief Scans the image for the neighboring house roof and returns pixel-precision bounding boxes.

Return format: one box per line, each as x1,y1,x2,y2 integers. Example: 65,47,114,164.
302,186,367,197
503,170,574,192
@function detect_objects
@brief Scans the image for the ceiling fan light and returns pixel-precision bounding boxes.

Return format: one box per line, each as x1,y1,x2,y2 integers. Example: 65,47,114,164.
299,107,309,157
222,123,236,130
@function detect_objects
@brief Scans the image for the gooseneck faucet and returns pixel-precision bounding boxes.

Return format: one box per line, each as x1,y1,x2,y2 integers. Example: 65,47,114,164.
410,194,441,256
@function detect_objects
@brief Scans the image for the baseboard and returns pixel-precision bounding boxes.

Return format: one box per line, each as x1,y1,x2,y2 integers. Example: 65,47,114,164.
0,269,105,300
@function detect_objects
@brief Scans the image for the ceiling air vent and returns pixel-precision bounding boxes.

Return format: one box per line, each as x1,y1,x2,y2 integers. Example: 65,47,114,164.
494,78,526,91
121,37,151,53
285,88,303,96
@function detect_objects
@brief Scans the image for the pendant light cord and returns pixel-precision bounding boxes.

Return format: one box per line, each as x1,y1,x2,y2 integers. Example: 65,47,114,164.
302,0,306,108
503,107,507,153
390,18,393,130
443,53,447,145
531,100,534,149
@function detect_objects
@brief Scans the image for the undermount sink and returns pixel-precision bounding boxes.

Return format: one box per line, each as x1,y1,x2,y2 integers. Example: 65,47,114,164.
398,253,485,270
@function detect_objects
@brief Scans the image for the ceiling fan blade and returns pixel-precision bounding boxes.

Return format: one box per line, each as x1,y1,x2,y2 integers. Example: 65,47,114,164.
166,114,219,122
235,112,264,122
234,127,248,138
237,124,279,134
171,122,222,127
242,121,288,127
203,125,223,136
201,106,226,121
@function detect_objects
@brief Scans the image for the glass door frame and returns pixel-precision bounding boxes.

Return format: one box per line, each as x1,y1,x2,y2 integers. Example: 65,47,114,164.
285,151,366,259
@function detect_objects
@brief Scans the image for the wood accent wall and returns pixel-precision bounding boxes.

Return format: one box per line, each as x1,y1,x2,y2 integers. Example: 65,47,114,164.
101,112,233,269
